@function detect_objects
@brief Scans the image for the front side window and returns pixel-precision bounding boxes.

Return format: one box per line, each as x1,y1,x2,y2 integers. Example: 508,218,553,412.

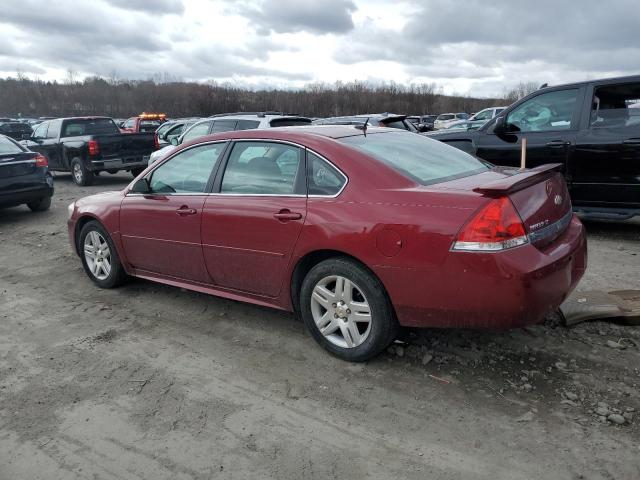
123,119,135,129
33,122,48,139
506,89,578,132
340,131,488,186
307,152,345,196
46,119,62,138
221,141,302,195
149,143,224,194
181,121,212,143
473,109,493,121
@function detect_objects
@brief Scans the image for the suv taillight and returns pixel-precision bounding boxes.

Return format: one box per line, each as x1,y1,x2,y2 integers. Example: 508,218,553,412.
452,197,528,252
34,153,48,167
88,140,100,156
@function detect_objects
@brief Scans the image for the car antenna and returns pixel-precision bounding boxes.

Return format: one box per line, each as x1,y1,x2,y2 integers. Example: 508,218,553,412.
355,117,369,136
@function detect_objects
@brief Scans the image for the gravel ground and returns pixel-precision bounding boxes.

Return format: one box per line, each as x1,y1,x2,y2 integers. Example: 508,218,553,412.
1,172,639,480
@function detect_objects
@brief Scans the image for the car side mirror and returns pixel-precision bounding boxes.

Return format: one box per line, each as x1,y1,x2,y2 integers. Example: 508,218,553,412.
493,116,507,134
131,176,150,194
170,137,179,146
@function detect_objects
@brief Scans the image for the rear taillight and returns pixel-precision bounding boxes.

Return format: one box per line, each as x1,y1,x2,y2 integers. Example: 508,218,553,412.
154,133,159,150
452,197,528,252
34,153,48,167
88,140,100,156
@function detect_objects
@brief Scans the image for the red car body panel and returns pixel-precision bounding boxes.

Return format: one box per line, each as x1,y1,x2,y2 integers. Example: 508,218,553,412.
68,127,587,329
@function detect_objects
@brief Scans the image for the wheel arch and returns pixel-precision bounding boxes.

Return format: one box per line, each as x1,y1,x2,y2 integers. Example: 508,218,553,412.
73,214,102,256
289,249,395,320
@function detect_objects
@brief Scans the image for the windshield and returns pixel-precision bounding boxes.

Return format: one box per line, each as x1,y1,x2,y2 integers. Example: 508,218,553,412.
62,118,120,136
340,131,488,185
0,135,24,154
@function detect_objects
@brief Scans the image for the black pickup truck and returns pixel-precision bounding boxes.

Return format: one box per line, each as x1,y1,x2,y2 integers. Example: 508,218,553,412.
21,117,156,186
428,75,640,220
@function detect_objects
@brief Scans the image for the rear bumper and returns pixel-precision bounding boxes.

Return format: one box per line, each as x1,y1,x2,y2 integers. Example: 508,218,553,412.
90,155,150,171
0,174,54,208
376,215,587,329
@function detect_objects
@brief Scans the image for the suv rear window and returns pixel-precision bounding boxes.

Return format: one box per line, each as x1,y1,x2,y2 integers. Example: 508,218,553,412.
139,120,162,132
63,119,120,136
340,131,488,186
269,118,312,128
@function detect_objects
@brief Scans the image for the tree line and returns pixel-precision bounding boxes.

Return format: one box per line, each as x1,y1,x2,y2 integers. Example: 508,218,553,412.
0,75,532,119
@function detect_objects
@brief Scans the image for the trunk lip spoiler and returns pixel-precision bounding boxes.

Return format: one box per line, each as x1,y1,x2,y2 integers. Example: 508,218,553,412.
473,163,563,196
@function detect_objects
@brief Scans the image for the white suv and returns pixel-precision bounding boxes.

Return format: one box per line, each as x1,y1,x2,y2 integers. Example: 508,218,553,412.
433,113,470,130
149,112,312,164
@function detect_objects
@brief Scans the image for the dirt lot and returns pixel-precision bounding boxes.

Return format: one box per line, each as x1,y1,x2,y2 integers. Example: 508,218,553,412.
1,172,639,480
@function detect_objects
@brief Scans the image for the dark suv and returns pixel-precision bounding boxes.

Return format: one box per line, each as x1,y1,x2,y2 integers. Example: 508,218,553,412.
428,75,640,220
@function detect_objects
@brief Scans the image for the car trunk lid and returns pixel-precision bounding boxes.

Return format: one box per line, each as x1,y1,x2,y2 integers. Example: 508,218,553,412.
0,152,37,178
473,164,573,246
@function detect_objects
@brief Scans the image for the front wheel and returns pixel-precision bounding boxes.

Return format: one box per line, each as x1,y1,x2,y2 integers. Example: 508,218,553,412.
78,221,128,288
71,158,94,186
300,258,398,362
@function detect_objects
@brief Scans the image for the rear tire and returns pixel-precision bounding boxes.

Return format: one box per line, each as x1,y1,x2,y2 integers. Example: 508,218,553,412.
78,221,128,288
71,158,94,186
27,196,51,212
300,257,398,362
131,167,145,177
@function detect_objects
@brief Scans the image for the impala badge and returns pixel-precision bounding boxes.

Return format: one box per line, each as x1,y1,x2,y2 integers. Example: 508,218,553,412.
554,195,563,205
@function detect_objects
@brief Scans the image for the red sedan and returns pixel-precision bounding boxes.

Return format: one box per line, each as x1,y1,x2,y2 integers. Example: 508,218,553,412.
67,126,587,361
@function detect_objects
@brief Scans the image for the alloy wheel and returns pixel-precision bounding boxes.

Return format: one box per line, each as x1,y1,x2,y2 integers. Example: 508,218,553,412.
310,275,372,348
83,231,111,280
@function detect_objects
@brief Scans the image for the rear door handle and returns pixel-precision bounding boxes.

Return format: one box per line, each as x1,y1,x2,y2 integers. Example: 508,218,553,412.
546,140,570,147
623,138,640,146
273,209,302,222
176,205,197,216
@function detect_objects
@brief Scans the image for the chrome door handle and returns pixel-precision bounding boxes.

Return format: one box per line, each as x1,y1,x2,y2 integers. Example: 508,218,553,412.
273,210,302,221
623,138,640,146
546,140,570,147
176,206,197,216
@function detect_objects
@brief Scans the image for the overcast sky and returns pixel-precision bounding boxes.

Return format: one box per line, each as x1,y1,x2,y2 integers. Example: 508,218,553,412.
0,0,637,97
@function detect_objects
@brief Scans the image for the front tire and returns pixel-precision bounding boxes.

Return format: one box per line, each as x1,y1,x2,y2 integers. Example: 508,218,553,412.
71,158,94,186
300,258,398,362
78,221,127,288
27,196,51,212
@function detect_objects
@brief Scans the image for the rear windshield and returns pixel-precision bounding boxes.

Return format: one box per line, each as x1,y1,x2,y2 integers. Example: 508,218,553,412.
0,135,24,154
269,118,312,128
139,120,162,132
0,123,30,132
340,131,488,185
438,114,454,121
63,118,120,136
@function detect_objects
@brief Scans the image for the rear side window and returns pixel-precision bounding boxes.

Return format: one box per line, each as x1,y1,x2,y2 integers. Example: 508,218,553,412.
211,120,237,133
307,152,346,196
0,135,23,154
590,82,640,128
236,120,260,130
340,131,488,186
150,143,225,194
62,119,119,136
221,141,302,195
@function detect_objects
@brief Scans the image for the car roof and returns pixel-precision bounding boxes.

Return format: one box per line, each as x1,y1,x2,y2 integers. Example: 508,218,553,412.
538,74,640,91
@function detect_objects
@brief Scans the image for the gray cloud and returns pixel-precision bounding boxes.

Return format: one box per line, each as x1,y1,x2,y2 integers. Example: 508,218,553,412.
105,0,185,15
334,0,640,92
234,0,357,35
